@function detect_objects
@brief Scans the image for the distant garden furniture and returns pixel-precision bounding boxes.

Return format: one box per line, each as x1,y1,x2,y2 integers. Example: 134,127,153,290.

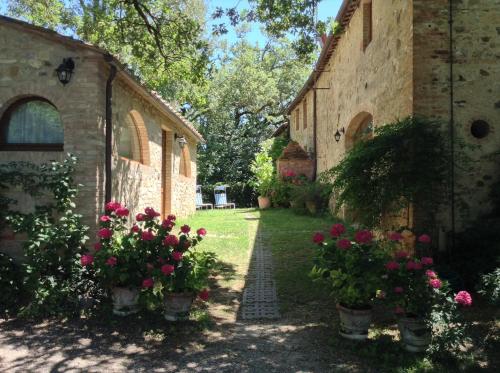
196,185,213,210
214,185,235,209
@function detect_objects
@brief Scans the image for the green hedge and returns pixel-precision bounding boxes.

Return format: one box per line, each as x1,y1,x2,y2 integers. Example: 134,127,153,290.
200,182,257,208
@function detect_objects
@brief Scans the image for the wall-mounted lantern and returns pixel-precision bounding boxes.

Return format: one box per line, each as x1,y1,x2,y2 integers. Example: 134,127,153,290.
55,58,75,85
334,127,345,142
175,133,187,148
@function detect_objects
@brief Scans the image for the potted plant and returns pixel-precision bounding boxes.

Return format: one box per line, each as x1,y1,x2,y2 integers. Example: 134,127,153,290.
250,141,275,209
311,225,389,340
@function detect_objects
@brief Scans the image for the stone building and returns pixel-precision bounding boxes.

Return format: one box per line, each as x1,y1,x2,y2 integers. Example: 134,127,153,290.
286,0,500,237
0,16,202,257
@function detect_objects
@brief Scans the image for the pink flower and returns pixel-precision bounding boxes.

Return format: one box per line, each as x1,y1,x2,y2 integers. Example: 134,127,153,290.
337,238,352,250
142,278,154,288
414,262,423,270
136,213,146,221
395,250,409,259
385,261,400,271
131,224,140,233
167,214,176,221
354,230,373,244
106,256,117,266
100,215,111,223
197,228,207,236
141,230,155,241
180,225,191,234
94,242,102,251
164,234,179,246
312,232,325,244
425,270,437,278
98,228,113,239
330,223,346,238
105,201,121,211
421,257,433,266
388,232,403,241
80,254,94,266
115,207,129,217
418,234,431,244
429,278,442,289
145,207,160,218
199,288,209,301
161,264,175,276
395,306,405,314
454,291,472,306
394,286,404,294
172,251,183,261
162,219,174,229
406,261,417,271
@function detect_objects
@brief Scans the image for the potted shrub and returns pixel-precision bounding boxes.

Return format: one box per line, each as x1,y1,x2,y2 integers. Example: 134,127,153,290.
311,225,389,340
250,141,274,209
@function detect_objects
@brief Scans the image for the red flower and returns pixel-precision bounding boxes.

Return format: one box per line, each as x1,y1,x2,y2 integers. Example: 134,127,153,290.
106,256,117,267
145,207,160,218
455,291,472,306
394,286,404,294
100,215,111,223
312,232,325,244
161,264,175,276
330,223,346,238
105,201,121,211
115,207,129,217
421,257,433,266
198,288,209,301
196,228,207,236
354,230,373,244
141,230,155,241
131,224,140,233
162,219,174,229
80,254,94,266
385,261,400,271
172,251,183,261
98,228,113,239
418,234,431,244
429,278,442,289
94,242,102,251
414,262,423,270
136,213,146,222
164,234,179,246
142,278,154,288
395,250,409,259
406,261,417,271
167,214,176,221
180,225,191,234
337,238,352,250
388,232,403,241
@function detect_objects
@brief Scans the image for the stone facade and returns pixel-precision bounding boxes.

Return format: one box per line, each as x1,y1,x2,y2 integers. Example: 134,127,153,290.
288,0,500,233
0,16,201,257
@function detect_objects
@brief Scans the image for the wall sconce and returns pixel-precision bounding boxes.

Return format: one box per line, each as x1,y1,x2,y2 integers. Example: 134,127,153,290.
334,127,345,142
55,58,75,85
175,133,187,148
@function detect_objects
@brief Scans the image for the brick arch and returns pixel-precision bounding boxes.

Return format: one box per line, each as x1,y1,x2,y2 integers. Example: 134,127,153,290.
127,110,150,165
345,111,374,152
179,145,191,178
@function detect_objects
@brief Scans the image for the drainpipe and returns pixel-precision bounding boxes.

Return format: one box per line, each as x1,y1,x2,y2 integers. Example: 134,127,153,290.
105,56,117,204
448,0,455,255
312,72,318,180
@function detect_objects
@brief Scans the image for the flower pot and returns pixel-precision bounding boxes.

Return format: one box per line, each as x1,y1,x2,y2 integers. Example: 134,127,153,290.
258,196,271,209
398,316,431,352
163,292,194,321
305,200,317,215
337,304,373,340
111,286,139,316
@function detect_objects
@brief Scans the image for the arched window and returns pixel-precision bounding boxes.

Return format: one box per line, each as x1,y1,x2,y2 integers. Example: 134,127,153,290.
345,112,374,151
117,110,150,165
0,97,63,151
179,146,191,177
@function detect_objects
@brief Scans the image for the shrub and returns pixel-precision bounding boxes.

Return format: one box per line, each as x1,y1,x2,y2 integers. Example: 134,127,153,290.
478,268,500,305
200,182,257,207
250,140,274,197
0,252,24,317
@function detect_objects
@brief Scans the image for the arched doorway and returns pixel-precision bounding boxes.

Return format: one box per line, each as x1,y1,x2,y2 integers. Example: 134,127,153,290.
345,112,373,152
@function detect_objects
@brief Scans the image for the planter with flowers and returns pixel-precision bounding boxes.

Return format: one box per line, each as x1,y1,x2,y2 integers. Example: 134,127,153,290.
383,233,473,352
311,224,390,340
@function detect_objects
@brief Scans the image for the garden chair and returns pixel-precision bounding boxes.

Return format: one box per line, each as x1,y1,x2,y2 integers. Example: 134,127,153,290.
214,185,235,209
196,185,213,210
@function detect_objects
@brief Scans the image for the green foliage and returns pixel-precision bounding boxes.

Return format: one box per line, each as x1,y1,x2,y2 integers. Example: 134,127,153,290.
269,137,289,165
250,140,275,196
269,177,292,207
0,252,24,317
199,182,257,207
324,117,450,228
171,251,216,293
478,268,500,305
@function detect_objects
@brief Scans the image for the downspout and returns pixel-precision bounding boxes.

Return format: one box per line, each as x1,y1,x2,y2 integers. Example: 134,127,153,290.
105,57,117,204
312,72,318,180
448,0,456,254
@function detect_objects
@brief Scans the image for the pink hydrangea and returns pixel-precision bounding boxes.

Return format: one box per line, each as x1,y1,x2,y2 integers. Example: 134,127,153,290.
429,278,442,289
106,256,117,267
161,264,175,276
172,251,183,261
421,257,434,266
418,234,431,244
337,238,352,250
136,213,146,222
180,225,191,234
115,207,129,217
198,288,209,301
142,278,154,288
385,261,400,271
354,230,373,244
197,228,207,236
80,254,94,266
94,242,102,251
98,228,113,239
388,232,403,241
312,232,325,244
164,234,179,246
425,270,437,278
330,223,346,238
105,201,121,211
145,207,160,218
394,286,404,294
100,215,111,223
141,230,155,241
395,250,409,259
454,291,472,306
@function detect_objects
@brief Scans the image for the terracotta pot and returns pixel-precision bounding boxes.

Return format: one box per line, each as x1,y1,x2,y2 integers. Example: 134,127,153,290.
337,303,373,340
163,292,194,321
111,286,139,316
398,316,431,352
305,200,317,215
258,196,271,209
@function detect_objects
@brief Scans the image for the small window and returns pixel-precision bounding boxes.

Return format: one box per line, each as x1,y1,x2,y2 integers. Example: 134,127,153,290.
303,100,308,129
470,120,490,139
362,1,373,51
0,97,63,151
295,109,300,131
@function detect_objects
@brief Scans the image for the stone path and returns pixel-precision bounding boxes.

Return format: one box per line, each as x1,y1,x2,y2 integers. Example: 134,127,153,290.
241,215,280,320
